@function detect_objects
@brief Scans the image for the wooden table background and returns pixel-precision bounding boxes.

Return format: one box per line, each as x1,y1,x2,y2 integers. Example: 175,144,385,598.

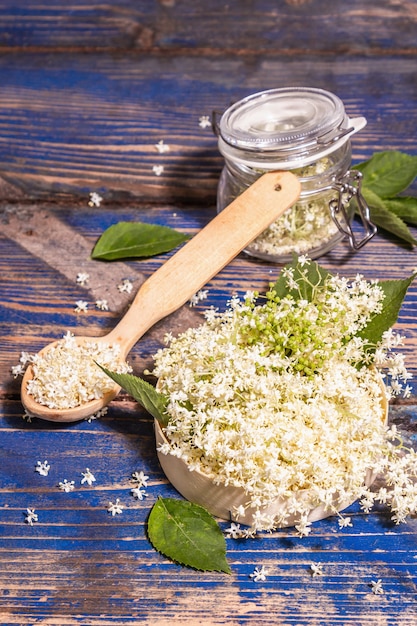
1,2,417,624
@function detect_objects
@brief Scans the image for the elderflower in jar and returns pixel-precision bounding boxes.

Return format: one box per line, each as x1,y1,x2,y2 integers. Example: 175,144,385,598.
215,87,376,262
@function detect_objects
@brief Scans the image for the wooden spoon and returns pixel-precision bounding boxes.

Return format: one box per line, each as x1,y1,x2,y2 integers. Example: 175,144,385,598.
21,171,300,422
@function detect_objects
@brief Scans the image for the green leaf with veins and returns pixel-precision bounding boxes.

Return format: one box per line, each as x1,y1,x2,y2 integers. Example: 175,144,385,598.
360,188,417,246
91,221,190,260
352,151,417,247
98,366,169,426
357,274,416,350
148,497,231,573
383,196,417,226
354,151,417,198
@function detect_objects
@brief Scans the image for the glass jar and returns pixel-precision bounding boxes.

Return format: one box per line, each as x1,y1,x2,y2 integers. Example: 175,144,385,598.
215,87,376,262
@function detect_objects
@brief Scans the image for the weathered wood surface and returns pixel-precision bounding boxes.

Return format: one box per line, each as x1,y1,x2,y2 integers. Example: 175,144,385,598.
2,202,417,625
0,1,416,53
0,54,416,203
1,1,417,624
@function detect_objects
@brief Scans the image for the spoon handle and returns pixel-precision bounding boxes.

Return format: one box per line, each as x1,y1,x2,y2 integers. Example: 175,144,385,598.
108,170,300,353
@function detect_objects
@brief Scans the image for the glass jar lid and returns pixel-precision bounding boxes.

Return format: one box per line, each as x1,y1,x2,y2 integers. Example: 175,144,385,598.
217,87,366,169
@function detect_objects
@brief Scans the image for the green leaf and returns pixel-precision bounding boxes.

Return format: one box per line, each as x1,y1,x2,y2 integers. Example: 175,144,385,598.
272,257,332,301
98,366,169,426
354,151,417,198
360,188,417,246
91,222,190,260
384,196,417,226
357,273,416,348
148,497,231,573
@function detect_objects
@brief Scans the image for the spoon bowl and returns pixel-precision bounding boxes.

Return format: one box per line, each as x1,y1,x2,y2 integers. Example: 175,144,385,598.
21,171,300,422
21,336,123,422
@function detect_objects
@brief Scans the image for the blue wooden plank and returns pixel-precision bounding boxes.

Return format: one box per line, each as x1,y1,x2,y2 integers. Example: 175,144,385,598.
1,399,417,623
0,54,416,202
0,1,415,52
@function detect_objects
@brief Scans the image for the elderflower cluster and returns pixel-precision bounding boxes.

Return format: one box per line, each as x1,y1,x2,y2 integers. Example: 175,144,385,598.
25,331,131,409
246,159,341,259
153,260,416,532
248,193,338,259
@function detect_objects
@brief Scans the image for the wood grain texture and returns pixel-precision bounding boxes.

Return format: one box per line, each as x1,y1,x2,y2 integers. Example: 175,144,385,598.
0,1,416,53
1,0,417,622
1,399,417,625
0,54,416,203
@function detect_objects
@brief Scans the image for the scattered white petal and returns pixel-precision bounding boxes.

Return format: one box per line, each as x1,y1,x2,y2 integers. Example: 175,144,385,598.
35,460,50,477
310,562,324,577
198,115,211,129
117,279,134,294
11,363,25,378
25,508,38,525
152,164,164,176
88,192,103,207
74,300,89,313
86,407,109,422
108,499,124,516
189,289,209,307
249,565,268,582
155,139,170,153
12,351,36,378
338,515,353,529
80,468,96,486
58,479,75,492
224,523,242,539
131,471,149,487
370,579,384,595
76,272,90,286
95,299,109,311
131,486,148,500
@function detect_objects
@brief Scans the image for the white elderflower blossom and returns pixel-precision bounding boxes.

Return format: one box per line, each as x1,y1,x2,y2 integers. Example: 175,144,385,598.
11,363,25,378
25,508,38,525
131,471,149,487
108,499,124,516
151,258,416,532
76,272,90,286
310,562,324,577
117,279,134,294
25,332,131,410
88,192,103,207
35,460,50,477
249,565,268,582
224,523,242,539
58,479,75,492
189,289,209,307
95,299,109,311
86,407,108,422
155,139,170,153
12,352,35,378
152,164,164,176
337,515,353,529
370,579,384,595
198,115,211,129
74,300,89,313
81,468,96,486
131,486,148,500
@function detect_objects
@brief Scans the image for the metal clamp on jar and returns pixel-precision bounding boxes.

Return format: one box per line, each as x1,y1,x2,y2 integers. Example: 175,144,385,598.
214,87,376,263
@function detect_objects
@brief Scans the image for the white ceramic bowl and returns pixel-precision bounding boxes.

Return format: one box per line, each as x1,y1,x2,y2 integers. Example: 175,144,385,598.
155,377,388,528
